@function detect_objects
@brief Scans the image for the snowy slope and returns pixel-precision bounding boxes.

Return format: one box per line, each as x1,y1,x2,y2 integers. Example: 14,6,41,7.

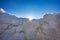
0,8,60,40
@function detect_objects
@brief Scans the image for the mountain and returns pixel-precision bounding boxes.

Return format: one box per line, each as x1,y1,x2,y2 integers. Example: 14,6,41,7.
0,8,60,40
0,8,6,13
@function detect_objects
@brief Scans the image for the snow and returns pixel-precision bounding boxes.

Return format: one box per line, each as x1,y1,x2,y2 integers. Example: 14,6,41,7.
0,8,6,13
0,9,60,40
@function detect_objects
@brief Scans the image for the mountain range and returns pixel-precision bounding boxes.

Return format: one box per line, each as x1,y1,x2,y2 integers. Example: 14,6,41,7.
0,8,60,40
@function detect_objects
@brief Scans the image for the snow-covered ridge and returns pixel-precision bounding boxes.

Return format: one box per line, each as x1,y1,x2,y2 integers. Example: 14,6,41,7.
0,8,6,13
0,8,60,40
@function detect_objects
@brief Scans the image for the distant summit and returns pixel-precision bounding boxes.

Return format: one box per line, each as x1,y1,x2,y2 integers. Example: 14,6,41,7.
0,8,6,13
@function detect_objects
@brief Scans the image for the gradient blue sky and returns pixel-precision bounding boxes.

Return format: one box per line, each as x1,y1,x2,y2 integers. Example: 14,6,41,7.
0,0,60,19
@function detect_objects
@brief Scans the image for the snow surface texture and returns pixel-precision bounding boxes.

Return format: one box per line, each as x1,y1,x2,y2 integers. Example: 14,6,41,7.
0,9,60,40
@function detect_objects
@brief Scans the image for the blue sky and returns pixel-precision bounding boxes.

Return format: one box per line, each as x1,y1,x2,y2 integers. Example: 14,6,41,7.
0,0,60,19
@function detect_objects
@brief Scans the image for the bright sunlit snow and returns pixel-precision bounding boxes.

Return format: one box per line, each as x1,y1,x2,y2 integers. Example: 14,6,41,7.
0,8,6,13
27,16,33,21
